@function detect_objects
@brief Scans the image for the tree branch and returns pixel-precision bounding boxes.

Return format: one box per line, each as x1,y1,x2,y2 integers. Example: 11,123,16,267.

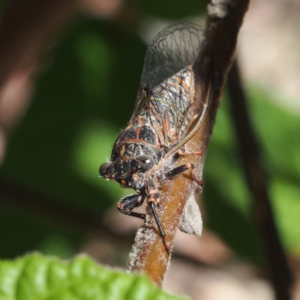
227,59,293,300
0,0,77,90
0,0,77,162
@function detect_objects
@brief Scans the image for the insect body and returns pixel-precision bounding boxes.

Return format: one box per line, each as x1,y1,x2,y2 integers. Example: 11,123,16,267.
100,22,209,241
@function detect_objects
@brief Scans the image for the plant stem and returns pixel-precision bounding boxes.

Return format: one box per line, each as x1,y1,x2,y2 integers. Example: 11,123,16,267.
227,60,293,300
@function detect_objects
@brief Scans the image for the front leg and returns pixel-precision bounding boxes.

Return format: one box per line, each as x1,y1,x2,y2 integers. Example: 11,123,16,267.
165,163,203,190
173,148,202,161
117,194,146,220
147,171,166,239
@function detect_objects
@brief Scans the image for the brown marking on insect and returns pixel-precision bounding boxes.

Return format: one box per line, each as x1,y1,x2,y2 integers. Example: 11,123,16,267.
178,149,202,157
183,162,204,192
135,127,141,139
115,138,160,149
176,76,190,92
136,117,147,127
162,107,176,143
148,192,160,204
120,145,126,157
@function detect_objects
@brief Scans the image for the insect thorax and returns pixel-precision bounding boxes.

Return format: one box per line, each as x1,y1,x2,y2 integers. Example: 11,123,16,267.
111,115,162,162
101,115,162,189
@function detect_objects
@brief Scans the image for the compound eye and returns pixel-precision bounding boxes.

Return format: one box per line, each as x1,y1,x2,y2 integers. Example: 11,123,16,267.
136,155,154,171
99,163,110,176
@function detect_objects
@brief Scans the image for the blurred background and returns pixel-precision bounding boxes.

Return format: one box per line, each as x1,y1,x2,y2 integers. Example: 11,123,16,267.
0,0,299,299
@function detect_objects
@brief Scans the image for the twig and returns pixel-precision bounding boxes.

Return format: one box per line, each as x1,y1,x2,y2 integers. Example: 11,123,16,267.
0,178,117,238
0,0,77,90
128,0,249,286
227,60,293,300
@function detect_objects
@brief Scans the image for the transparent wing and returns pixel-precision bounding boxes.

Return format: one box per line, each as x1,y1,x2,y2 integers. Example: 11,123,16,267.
131,22,208,151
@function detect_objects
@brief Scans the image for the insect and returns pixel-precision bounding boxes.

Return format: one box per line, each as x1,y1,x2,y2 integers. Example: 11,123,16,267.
100,22,210,242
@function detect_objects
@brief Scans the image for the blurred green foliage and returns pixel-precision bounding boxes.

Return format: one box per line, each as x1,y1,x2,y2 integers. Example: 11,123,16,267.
204,89,300,263
0,9,299,266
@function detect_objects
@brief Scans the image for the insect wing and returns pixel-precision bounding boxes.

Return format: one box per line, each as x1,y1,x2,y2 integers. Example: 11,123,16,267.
131,22,209,152
179,194,202,236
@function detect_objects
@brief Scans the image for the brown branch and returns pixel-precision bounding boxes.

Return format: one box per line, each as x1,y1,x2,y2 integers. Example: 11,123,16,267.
128,0,249,286
0,178,107,234
227,60,293,300
0,0,77,89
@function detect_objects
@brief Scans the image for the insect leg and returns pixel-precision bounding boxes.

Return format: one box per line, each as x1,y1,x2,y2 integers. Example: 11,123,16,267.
148,200,166,239
173,148,202,161
147,172,167,238
117,194,146,220
165,163,194,178
148,199,170,254
165,163,203,189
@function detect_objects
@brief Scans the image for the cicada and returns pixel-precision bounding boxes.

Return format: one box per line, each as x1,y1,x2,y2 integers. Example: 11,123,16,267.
100,22,209,241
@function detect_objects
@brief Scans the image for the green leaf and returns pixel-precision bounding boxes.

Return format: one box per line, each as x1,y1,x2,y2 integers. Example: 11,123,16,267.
0,253,184,300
